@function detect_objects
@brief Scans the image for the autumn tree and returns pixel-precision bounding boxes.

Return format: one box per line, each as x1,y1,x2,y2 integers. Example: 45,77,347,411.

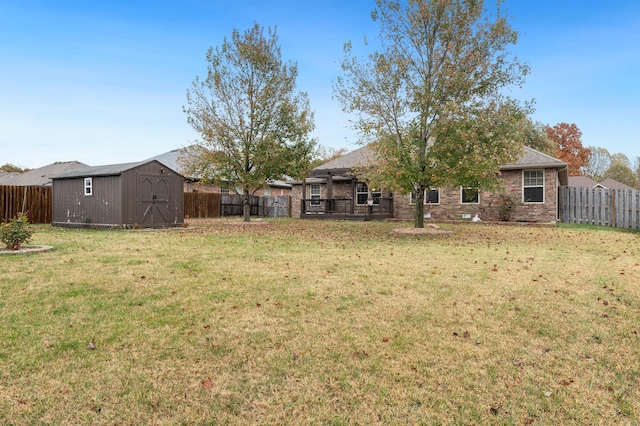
519,118,555,156
545,123,590,176
584,146,611,181
334,0,530,228
184,23,316,221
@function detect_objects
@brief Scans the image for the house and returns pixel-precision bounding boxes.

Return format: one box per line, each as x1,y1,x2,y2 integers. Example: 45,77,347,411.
0,161,89,187
148,148,292,196
290,145,568,223
567,176,636,191
51,160,184,228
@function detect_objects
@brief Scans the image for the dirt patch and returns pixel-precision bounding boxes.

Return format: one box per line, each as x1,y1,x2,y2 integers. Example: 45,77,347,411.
0,245,54,255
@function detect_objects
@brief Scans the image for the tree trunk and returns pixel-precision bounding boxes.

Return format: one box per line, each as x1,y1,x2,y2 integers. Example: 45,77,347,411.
243,189,251,222
414,185,425,228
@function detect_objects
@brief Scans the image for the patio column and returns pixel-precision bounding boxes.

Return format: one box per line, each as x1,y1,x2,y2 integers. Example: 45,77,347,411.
301,178,307,216
326,173,333,213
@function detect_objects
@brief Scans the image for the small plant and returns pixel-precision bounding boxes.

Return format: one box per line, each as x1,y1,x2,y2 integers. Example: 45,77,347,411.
497,193,520,222
0,213,33,250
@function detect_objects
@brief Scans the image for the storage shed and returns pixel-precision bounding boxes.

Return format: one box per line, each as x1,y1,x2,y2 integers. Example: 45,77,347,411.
52,160,185,228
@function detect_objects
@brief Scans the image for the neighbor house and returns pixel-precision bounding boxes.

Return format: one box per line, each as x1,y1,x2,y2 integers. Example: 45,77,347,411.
52,160,184,228
0,161,89,187
290,145,568,223
567,176,636,191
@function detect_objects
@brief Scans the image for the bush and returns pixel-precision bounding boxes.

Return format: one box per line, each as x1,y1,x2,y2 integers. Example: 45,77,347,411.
497,194,520,222
0,213,33,250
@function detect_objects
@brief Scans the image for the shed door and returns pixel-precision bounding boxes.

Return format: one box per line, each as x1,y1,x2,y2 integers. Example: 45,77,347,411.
139,174,170,227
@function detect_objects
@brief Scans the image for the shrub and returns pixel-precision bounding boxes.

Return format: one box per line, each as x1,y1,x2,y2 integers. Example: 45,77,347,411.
0,213,33,250
497,194,520,222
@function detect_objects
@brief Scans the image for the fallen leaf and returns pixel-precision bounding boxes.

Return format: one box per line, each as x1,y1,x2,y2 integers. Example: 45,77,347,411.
201,378,213,390
382,337,389,343
560,379,574,386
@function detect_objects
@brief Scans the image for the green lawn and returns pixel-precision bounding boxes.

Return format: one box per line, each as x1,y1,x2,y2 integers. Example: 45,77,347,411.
1,219,639,424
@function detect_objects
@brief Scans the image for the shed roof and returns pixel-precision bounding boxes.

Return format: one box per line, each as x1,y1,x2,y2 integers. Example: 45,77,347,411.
52,160,182,180
0,161,90,186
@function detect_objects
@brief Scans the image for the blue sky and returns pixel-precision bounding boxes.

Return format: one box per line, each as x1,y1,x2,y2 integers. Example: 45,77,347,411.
1,0,639,169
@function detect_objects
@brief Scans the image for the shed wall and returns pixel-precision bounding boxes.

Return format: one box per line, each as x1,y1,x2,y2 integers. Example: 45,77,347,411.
52,175,122,226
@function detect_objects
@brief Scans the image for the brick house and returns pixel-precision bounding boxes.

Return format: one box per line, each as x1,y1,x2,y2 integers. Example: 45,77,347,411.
290,145,568,222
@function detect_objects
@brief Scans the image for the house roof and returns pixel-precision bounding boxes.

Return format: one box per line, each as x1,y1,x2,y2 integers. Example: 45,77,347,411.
307,144,569,184
600,178,636,190
567,175,603,188
312,145,376,174
0,161,90,186
499,146,567,170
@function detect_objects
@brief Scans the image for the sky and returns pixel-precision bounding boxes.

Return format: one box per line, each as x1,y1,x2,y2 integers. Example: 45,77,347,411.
1,0,639,169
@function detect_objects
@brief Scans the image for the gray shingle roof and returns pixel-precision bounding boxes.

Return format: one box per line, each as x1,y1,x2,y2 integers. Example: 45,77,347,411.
313,145,376,172
0,161,90,186
567,175,602,188
52,161,146,179
600,178,636,190
500,146,567,170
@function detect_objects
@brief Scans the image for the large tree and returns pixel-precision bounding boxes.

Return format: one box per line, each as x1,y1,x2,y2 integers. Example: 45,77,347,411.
545,122,590,176
184,23,316,221
584,146,611,181
603,153,637,188
334,0,530,228
520,118,556,156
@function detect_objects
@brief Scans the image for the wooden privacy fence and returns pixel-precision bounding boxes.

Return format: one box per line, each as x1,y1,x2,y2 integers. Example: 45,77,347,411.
184,192,291,218
560,186,640,229
0,186,52,224
184,192,221,218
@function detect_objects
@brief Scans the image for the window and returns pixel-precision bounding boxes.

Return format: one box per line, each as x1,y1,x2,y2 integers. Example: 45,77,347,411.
220,187,230,194
84,177,92,196
523,170,544,203
410,188,440,204
356,182,381,205
310,184,321,205
461,187,479,204
263,187,270,196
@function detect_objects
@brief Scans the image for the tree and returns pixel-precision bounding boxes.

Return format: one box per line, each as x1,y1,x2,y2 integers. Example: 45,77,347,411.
184,23,316,221
0,163,30,173
584,146,611,181
519,118,555,156
334,0,530,228
545,123,590,176
603,153,637,188
309,146,350,169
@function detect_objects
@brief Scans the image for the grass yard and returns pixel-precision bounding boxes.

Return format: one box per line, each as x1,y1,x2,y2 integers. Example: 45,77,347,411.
1,219,639,424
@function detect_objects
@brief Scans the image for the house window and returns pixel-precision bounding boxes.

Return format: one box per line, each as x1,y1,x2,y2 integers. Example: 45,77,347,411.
264,187,270,196
461,187,479,204
310,184,321,205
523,170,544,203
410,188,440,204
220,187,230,194
356,182,381,205
84,177,93,196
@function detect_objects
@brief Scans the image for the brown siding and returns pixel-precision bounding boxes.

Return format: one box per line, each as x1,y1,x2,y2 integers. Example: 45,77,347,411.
53,175,121,226
53,160,184,228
